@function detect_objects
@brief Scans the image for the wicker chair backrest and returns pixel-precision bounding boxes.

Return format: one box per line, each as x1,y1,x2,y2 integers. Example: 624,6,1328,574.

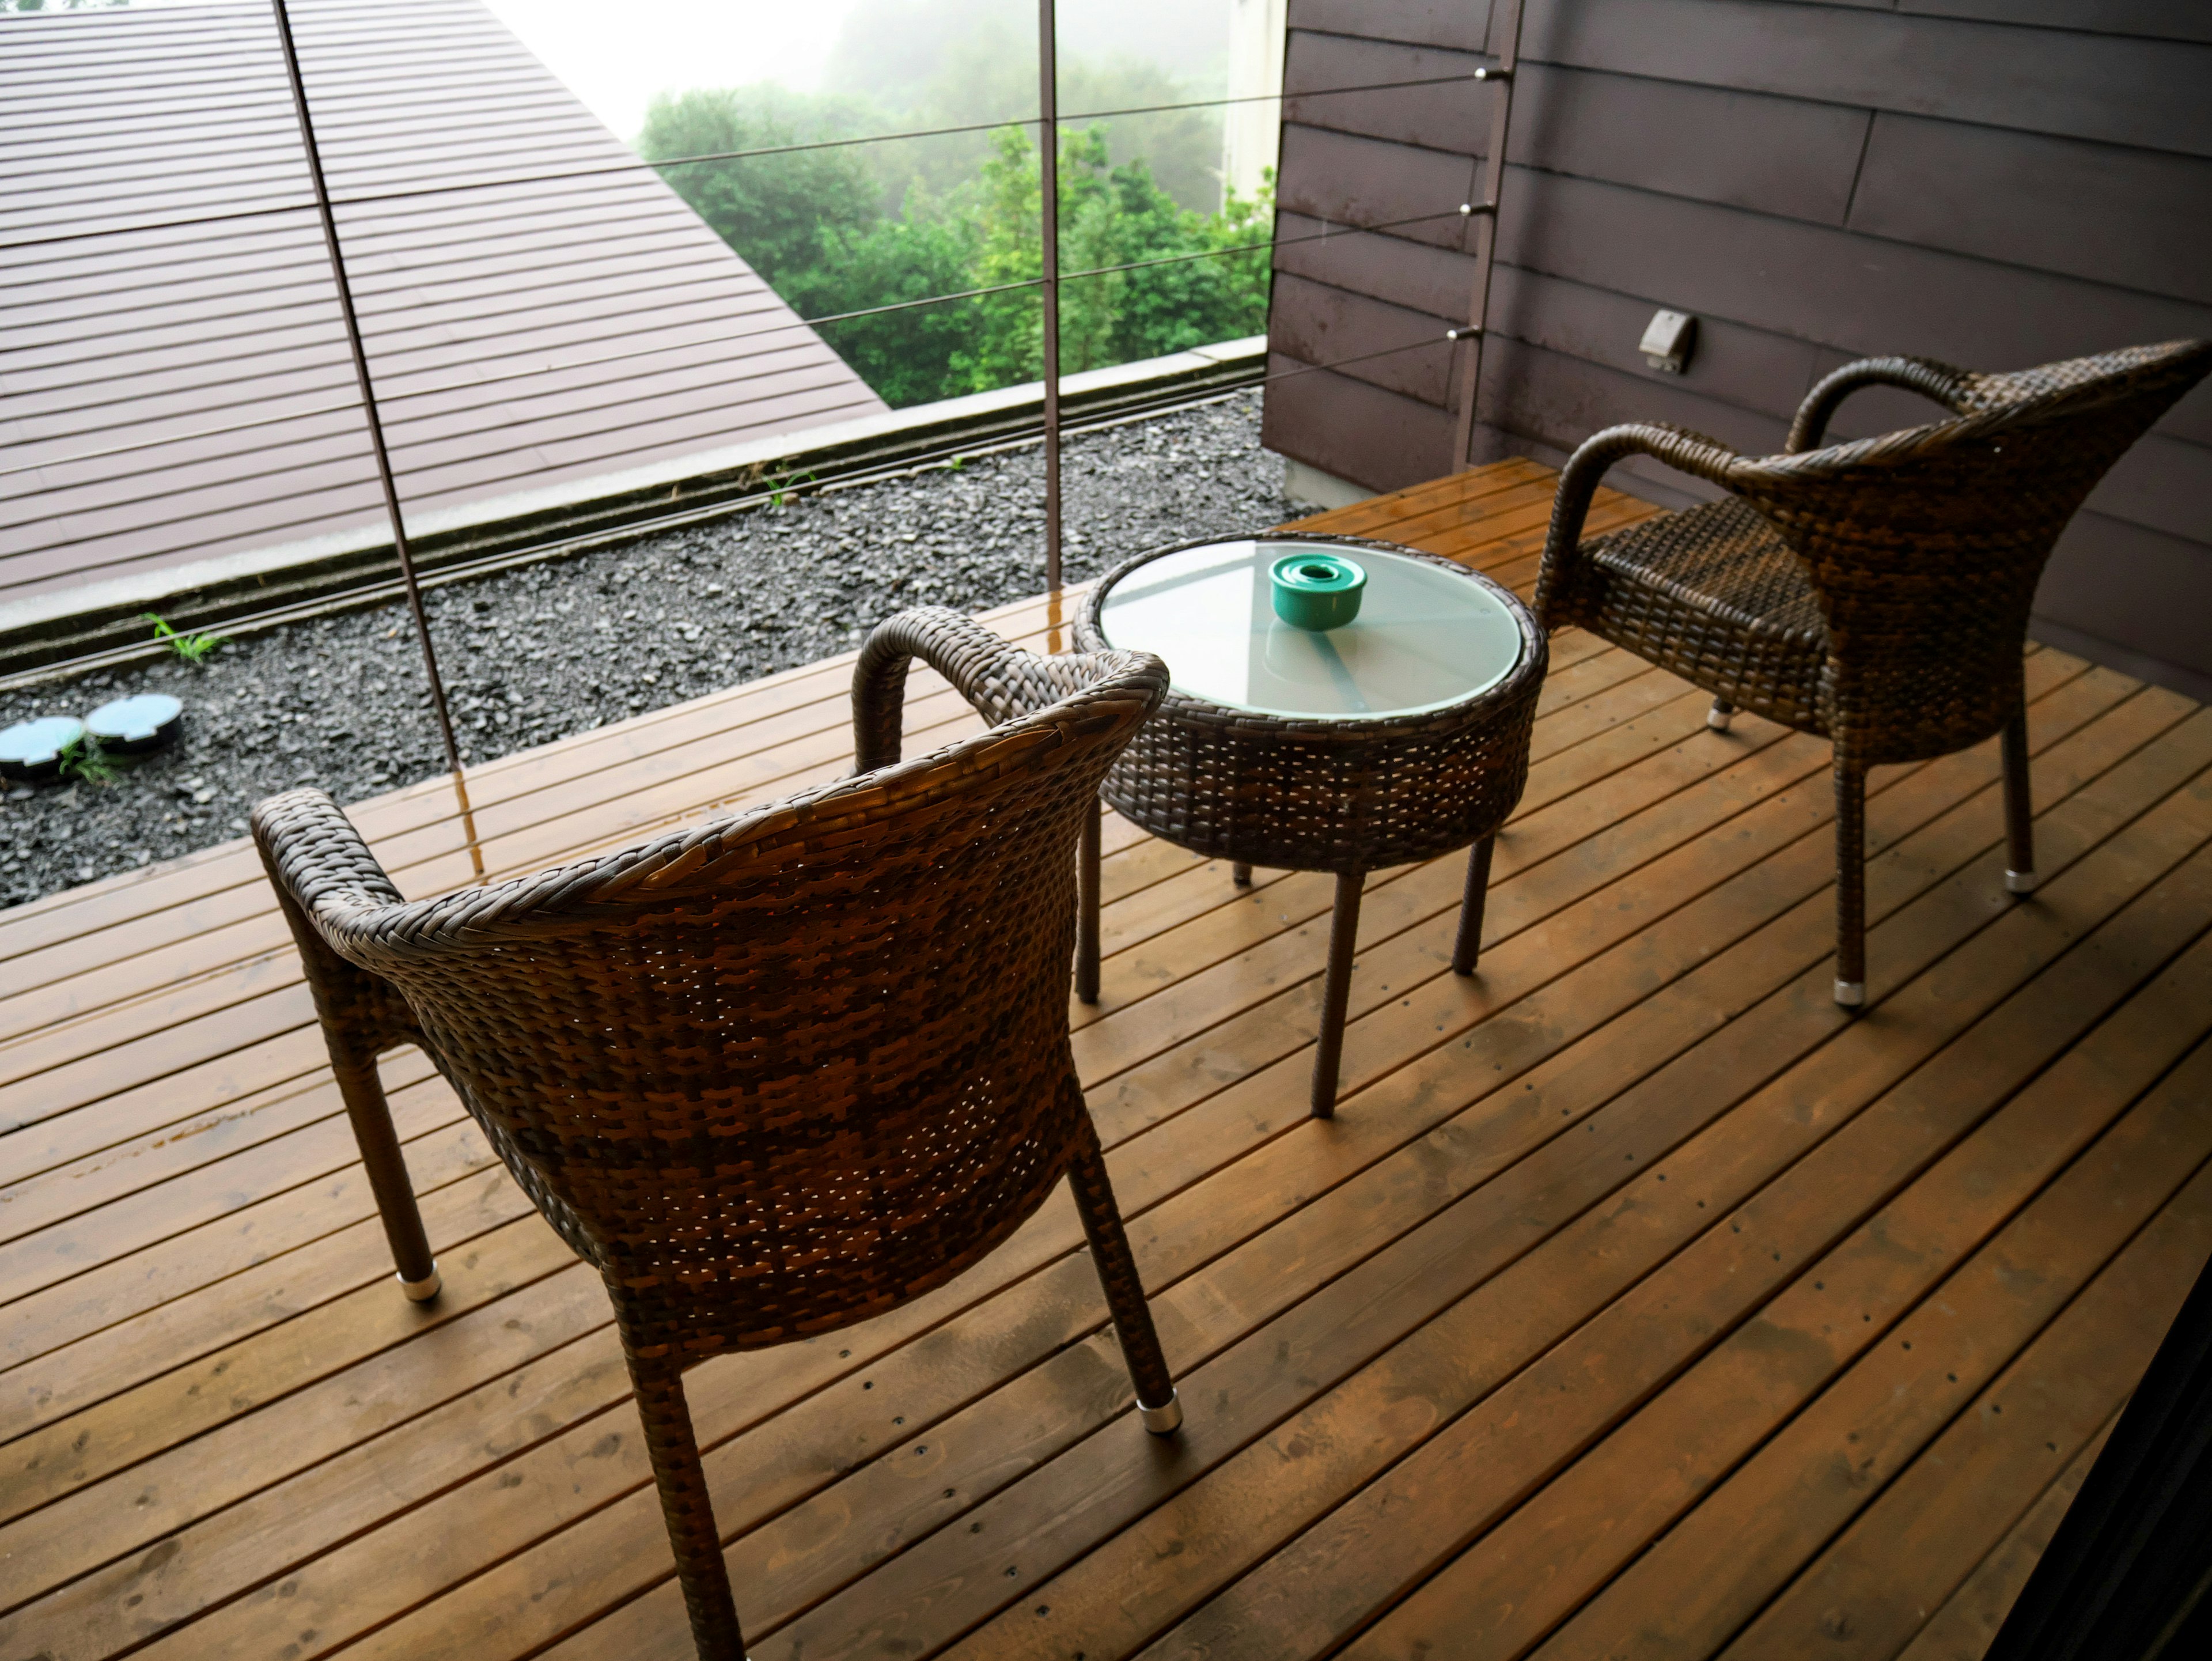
1732,338,2211,748
255,633,1166,1356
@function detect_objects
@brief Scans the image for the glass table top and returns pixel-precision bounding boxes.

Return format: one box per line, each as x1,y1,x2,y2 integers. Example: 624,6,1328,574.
1096,539,1526,720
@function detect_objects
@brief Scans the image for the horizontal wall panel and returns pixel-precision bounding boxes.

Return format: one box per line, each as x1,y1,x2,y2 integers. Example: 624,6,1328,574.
1287,0,1493,54
1275,123,1480,252
1267,274,1458,407
1851,114,2212,304
1273,210,1474,321
1486,264,1825,429
1284,31,1487,151
1287,46,1873,228
1525,0,2212,159
2038,512,2212,684
1900,2,2212,44
1476,334,1791,470
1509,63,1868,225
1498,169,2212,384
1262,353,1455,492
2086,433,2212,546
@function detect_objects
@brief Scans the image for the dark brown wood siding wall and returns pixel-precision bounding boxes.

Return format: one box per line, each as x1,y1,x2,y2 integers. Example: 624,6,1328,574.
1262,0,2212,699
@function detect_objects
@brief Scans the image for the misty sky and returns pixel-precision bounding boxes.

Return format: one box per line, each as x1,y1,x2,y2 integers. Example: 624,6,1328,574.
481,0,1229,144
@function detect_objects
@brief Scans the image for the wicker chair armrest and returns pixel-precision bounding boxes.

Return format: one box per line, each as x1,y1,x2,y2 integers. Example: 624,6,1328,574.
254,788,407,918
252,788,419,1049
1786,355,1978,453
1532,422,1745,629
853,605,1092,770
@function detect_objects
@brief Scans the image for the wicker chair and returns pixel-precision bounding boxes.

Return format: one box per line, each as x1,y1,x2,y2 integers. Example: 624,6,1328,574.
254,608,1179,1661
1534,338,2212,1005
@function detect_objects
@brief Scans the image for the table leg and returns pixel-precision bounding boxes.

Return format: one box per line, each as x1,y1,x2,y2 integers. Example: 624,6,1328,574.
1232,861,1253,887
1310,868,1363,1119
1077,797,1101,1005
1452,835,1496,976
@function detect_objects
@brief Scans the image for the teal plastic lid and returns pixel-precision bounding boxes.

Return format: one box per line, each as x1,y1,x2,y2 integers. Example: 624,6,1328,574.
1270,553,1367,631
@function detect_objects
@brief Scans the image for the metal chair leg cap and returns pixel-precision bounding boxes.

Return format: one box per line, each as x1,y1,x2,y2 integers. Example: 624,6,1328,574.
2005,868,2037,895
1139,1391,1183,1435
1834,979,1865,1008
399,1265,442,1303
1707,705,1734,731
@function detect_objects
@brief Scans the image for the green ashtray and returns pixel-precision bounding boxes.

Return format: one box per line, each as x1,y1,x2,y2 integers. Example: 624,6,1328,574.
1270,551,1368,631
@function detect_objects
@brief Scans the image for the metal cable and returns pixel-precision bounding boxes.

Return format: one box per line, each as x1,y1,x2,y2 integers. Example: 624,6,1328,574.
0,70,1499,255
3,206,1477,484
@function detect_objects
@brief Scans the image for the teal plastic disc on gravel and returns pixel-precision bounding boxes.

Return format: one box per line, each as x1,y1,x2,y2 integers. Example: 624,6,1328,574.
1270,551,1368,631
0,716,86,782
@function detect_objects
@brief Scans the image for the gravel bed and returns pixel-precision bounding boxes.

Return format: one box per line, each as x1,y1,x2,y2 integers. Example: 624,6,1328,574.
1,399,1310,910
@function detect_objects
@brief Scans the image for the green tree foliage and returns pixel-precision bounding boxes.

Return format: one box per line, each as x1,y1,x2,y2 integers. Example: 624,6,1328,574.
643,88,1272,410
638,86,880,293
789,205,985,408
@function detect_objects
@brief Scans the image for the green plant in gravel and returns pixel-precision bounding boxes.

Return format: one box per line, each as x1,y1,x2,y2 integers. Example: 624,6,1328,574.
56,732,119,786
143,612,225,664
766,469,819,508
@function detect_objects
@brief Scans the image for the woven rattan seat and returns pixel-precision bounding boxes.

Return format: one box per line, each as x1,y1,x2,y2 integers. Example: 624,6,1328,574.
255,607,1179,1661
1535,338,2212,1005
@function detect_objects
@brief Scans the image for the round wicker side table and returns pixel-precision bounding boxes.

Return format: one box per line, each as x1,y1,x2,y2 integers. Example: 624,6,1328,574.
1077,533,1547,1116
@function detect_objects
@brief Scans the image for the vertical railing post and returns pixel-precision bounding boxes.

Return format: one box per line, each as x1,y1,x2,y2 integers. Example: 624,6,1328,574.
1038,0,1063,591
1451,0,1525,471
270,0,480,865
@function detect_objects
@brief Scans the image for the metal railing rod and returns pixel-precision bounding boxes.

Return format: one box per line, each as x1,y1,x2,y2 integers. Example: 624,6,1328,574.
268,0,473,834
1039,0,1063,591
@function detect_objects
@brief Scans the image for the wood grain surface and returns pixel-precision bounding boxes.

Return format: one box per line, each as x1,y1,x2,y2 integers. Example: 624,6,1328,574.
3,461,2207,1661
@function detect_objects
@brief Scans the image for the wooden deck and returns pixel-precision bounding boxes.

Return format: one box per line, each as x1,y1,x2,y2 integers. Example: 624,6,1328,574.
5,457,2211,1661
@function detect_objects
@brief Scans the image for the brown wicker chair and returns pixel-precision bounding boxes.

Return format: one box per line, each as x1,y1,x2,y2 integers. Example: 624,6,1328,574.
1533,338,2212,1006
253,608,1179,1661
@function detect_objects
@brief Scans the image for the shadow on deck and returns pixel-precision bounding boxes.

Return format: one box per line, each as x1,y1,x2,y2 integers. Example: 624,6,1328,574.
4,460,2209,1661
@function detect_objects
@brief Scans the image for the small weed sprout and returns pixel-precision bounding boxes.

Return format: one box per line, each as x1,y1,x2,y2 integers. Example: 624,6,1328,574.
57,733,120,786
143,612,225,664
765,468,819,509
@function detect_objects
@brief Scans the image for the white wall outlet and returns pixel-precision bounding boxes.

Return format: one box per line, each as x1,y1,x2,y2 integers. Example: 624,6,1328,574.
1639,309,1698,374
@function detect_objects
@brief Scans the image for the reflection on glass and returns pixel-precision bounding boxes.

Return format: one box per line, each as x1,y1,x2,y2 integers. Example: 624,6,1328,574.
1097,541,1526,719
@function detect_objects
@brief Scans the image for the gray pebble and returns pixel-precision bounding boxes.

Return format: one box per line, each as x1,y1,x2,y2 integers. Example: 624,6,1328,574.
0,402,1308,909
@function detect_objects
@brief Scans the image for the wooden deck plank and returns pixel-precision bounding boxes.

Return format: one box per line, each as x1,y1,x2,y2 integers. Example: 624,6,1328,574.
0,646,1652,1300
513,676,2194,1661
1891,1413,2116,1661
1325,906,2212,1661
3,460,2205,1661
0,631,1844,1650
733,770,2212,1661
957,754,2212,1661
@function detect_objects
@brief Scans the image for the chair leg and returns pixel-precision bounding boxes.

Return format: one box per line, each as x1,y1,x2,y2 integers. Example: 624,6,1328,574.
1833,755,1868,1008
1065,1122,1182,1435
1707,698,1736,732
329,1046,441,1300
1075,797,1102,1004
623,1341,750,1660
1452,836,1495,976
1310,869,1365,1119
2002,709,2037,894
1232,861,1253,887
